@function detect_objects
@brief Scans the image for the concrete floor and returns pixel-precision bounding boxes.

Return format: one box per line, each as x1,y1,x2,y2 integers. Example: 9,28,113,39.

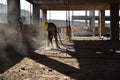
0,37,120,80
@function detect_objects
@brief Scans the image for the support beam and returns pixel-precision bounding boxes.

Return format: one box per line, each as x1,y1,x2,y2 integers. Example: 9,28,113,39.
99,10,105,37
85,10,88,26
110,3,119,41
33,4,40,26
89,10,95,33
42,10,47,24
7,0,20,25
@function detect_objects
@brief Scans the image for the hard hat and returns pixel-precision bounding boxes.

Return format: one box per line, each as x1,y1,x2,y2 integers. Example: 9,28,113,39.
44,22,48,29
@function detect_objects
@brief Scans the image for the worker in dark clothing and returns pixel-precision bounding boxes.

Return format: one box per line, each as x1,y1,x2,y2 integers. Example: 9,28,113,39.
44,22,60,48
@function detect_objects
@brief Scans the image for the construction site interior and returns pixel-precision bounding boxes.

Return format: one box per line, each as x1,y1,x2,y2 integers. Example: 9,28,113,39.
0,0,120,80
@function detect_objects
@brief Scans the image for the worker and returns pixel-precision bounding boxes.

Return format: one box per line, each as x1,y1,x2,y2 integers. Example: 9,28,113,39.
44,22,60,48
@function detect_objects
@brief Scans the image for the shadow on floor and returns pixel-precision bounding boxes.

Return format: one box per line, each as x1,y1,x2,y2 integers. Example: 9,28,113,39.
0,45,24,73
67,40,120,80
27,40,120,80
1,40,120,80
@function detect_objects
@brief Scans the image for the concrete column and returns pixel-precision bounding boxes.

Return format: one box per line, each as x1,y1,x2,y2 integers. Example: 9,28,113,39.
42,10,47,37
85,10,88,26
42,10,47,24
7,0,20,24
89,10,95,33
33,4,40,26
99,10,105,37
110,3,119,41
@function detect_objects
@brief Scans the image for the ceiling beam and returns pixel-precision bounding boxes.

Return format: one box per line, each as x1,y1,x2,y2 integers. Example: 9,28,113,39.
26,0,120,10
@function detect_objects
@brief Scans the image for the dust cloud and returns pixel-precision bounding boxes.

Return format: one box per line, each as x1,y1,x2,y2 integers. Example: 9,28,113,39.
0,24,47,55
0,25,27,62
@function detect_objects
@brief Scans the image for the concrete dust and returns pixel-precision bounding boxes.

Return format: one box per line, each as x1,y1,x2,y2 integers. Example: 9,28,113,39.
0,39,79,80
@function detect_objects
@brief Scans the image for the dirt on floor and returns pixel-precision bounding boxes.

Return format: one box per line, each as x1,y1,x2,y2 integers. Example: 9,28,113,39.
0,41,79,80
1,38,120,80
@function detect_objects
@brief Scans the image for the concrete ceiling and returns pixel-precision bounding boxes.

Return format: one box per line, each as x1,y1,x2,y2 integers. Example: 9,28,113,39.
26,0,120,10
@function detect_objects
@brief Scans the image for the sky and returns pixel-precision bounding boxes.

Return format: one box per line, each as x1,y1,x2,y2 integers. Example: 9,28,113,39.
0,0,112,21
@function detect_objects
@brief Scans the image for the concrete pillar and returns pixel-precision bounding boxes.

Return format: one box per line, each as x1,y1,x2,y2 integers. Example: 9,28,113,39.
110,3,119,41
42,10,47,37
33,4,40,26
99,10,105,37
85,10,88,26
89,10,95,33
42,10,47,24
7,0,20,25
